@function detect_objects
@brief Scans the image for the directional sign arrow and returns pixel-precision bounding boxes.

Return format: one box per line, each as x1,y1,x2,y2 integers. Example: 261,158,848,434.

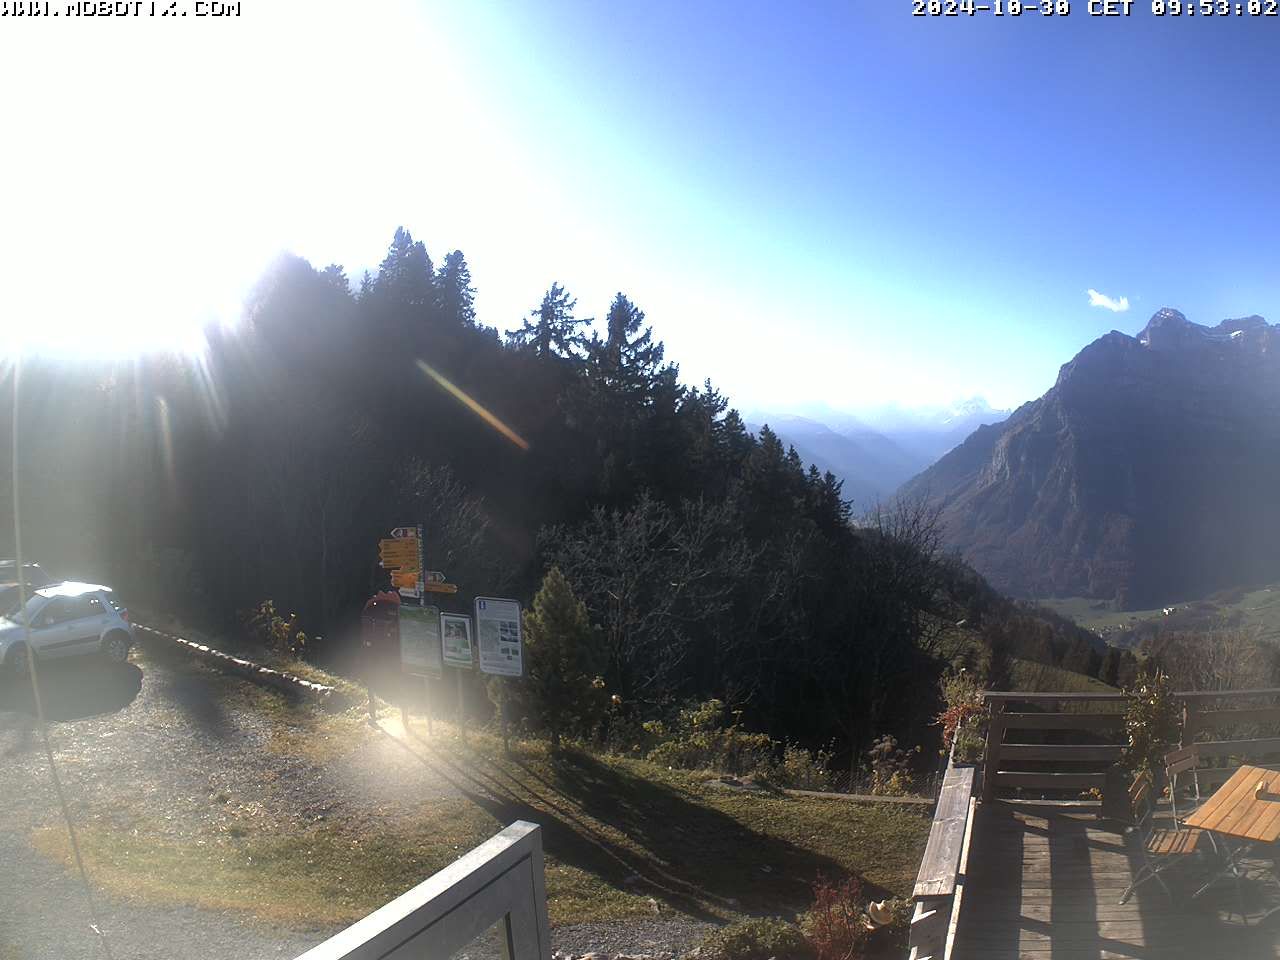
423,582,459,594
381,559,421,572
424,570,447,584
390,571,419,588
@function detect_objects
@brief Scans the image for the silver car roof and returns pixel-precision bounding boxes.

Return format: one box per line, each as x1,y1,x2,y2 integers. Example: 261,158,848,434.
34,581,112,599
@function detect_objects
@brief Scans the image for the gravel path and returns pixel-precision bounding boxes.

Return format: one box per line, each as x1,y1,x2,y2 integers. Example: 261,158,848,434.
0,652,344,960
0,644,717,960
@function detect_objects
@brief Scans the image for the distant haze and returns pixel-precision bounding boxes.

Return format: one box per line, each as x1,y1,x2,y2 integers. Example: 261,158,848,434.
746,397,1011,510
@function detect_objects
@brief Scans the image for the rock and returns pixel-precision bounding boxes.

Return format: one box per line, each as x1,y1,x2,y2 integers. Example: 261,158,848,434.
648,897,662,915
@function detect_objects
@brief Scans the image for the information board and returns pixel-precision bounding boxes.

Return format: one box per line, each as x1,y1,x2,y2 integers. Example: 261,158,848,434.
441,613,474,669
474,597,522,677
399,604,443,678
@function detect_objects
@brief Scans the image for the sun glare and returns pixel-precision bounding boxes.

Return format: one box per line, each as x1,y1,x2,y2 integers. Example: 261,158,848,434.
0,0,461,362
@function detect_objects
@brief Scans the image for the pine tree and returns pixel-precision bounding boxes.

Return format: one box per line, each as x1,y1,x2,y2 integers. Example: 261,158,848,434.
508,283,586,359
522,566,603,747
372,226,435,309
591,293,664,399
435,249,476,327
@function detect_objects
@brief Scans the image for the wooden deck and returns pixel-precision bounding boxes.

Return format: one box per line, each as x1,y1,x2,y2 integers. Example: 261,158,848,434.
951,804,1280,960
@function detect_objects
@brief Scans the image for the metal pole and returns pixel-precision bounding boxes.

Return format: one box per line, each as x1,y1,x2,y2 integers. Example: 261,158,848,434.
501,679,509,753
424,675,433,737
456,667,465,737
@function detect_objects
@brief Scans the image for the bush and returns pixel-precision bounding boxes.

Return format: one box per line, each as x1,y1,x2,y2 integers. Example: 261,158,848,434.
697,918,813,960
776,742,836,791
647,699,776,777
936,669,985,762
1122,668,1180,776
242,599,308,659
866,735,916,796
801,874,868,960
635,699,833,786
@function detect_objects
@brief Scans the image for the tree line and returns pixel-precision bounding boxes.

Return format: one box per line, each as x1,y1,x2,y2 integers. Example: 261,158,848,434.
1,227,1114,761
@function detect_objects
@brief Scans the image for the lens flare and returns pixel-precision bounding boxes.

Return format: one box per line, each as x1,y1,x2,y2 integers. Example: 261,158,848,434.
416,361,530,452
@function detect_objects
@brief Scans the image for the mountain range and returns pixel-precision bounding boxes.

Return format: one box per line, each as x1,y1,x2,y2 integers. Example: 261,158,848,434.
901,309,1280,608
745,398,1010,509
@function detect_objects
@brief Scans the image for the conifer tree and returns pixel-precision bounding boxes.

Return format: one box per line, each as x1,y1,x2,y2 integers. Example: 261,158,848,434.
522,566,603,746
435,249,476,327
508,283,586,359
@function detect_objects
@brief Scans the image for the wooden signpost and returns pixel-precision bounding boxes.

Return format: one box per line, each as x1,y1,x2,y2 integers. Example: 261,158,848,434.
372,527,519,745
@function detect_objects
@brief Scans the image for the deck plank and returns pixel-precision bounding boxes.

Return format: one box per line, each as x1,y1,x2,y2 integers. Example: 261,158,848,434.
950,804,1280,959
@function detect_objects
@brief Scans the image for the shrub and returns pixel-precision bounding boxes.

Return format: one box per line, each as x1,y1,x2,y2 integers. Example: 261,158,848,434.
802,874,868,960
1122,668,1180,776
697,918,813,960
242,599,307,659
775,742,836,791
866,735,916,796
935,669,985,761
646,699,776,777
635,699,833,786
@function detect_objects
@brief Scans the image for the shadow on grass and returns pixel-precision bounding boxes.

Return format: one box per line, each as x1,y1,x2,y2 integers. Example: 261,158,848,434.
379,724,879,922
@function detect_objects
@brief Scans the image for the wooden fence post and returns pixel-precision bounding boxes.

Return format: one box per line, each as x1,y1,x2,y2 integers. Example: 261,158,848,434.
981,699,1005,804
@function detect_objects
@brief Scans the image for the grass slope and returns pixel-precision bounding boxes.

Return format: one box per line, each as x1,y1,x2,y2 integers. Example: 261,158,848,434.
32,653,929,931
1010,658,1118,694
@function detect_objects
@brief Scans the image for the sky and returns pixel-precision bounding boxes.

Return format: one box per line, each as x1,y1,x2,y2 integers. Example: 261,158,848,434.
3,0,1279,412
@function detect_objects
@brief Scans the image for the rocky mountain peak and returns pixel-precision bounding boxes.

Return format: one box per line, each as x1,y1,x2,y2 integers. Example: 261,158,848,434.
900,309,1280,607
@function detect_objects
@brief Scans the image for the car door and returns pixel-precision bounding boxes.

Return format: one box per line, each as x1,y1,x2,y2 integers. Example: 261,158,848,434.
30,596,100,658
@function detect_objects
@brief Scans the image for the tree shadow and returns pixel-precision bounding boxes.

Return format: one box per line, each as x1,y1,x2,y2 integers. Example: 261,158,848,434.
0,659,142,723
383,725,878,922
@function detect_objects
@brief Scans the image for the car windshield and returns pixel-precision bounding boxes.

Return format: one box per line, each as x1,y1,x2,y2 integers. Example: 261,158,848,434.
0,592,45,624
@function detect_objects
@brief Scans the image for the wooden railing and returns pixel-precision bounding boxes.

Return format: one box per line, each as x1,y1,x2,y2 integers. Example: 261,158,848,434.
981,692,1126,805
295,821,551,960
981,688,1280,805
908,754,978,960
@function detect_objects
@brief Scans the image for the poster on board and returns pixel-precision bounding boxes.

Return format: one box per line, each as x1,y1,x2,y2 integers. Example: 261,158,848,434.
474,597,522,677
399,604,443,678
441,613,474,669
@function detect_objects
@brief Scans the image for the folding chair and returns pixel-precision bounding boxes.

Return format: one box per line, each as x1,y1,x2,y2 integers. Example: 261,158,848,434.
1165,744,1219,854
1120,771,1206,904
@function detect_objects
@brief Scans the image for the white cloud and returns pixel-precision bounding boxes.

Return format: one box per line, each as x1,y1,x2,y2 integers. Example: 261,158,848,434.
1087,289,1130,313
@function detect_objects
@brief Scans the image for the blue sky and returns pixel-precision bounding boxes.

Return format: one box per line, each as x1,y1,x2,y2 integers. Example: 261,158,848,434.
3,1,1277,411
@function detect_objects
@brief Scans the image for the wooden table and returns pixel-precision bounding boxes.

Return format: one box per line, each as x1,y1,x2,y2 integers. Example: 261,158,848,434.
1185,764,1280,909
1186,764,1280,844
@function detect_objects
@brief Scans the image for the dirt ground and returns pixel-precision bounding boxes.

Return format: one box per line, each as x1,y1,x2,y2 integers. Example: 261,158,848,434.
0,640,718,960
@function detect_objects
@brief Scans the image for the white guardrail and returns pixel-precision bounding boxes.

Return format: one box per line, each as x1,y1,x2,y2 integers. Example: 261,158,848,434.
295,821,552,960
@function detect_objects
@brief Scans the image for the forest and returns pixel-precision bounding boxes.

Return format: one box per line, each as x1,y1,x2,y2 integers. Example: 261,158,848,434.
0,228,1119,762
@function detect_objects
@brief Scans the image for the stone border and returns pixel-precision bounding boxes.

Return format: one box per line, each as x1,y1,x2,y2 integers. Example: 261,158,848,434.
134,623,343,704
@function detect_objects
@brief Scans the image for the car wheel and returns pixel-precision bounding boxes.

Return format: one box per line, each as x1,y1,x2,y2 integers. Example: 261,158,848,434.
5,643,31,681
103,631,131,664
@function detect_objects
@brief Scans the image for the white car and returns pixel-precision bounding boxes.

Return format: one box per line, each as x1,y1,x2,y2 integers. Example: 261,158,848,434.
0,582,134,678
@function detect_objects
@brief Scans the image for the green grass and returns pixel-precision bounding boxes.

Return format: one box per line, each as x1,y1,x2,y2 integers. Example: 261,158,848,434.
34,721,930,930
1011,658,1118,694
